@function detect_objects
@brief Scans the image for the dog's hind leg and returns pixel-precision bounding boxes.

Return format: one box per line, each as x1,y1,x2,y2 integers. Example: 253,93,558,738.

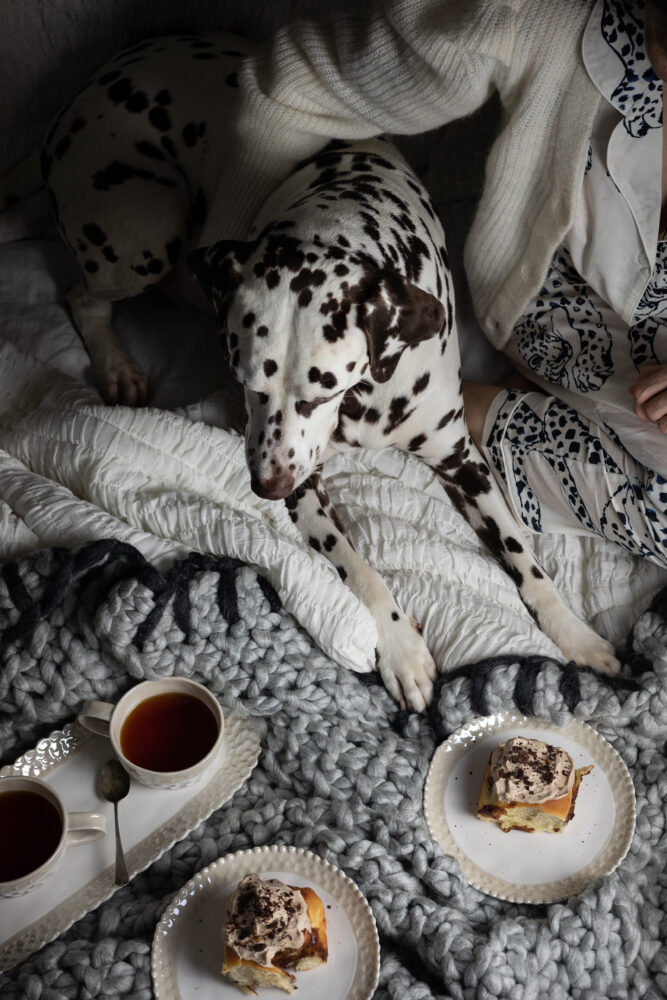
285,469,437,712
51,174,191,405
66,283,148,405
418,423,621,675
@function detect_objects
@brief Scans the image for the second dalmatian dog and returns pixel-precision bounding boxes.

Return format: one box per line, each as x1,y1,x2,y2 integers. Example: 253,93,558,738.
2,34,620,710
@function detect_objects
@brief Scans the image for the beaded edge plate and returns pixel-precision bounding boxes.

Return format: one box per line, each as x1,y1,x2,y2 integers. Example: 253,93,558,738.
0,712,260,971
424,712,636,903
152,845,380,1000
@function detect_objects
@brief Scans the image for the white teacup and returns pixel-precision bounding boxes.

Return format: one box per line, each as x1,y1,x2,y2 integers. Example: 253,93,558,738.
77,678,225,789
0,776,106,898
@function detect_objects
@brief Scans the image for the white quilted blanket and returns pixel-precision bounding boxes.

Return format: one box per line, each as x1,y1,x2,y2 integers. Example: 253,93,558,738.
0,241,665,677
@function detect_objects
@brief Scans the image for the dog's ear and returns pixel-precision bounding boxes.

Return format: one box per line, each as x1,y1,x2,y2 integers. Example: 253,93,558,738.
187,240,256,319
357,269,445,383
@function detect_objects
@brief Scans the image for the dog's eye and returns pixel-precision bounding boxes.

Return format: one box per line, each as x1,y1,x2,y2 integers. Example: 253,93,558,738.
294,390,343,418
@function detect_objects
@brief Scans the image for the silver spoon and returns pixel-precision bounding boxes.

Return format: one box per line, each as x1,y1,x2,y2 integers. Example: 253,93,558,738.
98,759,130,885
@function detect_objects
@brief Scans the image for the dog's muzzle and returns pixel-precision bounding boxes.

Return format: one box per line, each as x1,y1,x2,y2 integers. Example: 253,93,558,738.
250,469,296,501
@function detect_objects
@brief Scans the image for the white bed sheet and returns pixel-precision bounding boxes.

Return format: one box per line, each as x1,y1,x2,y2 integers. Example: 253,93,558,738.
0,237,663,678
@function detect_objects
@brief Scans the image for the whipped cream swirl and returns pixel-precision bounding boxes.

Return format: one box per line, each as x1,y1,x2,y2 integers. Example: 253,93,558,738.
490,736,575,804
224,873,310,967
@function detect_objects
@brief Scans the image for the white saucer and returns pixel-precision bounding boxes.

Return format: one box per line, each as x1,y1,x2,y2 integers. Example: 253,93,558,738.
424,712,635,903
151,845,380,1000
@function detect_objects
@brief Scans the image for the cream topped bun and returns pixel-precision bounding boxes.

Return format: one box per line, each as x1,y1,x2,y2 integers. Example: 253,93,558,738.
490,736,575,804
224,874,311,967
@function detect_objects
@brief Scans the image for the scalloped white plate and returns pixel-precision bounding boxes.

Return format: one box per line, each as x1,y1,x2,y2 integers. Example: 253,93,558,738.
0,712,260,972
424,713,635,903
152,845,380,1000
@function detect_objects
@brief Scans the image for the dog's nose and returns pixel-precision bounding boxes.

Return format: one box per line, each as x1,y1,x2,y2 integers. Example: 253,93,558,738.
251,470,295,500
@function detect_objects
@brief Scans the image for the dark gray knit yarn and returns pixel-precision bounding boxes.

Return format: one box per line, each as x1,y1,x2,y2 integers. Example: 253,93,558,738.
0,540,665,1000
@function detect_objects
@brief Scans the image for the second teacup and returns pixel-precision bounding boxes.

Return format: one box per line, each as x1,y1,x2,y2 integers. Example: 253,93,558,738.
77,678,225,789
0,776,106,898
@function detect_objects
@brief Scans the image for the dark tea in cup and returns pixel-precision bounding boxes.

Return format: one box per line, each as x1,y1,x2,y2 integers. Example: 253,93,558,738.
0,788,62,882
119,691,219,772
0,777,105,896
77,678,225,789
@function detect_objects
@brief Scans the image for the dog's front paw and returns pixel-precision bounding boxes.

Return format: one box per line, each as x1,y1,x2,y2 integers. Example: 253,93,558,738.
552,618,620,676
376,616,437,712
98,357,148,407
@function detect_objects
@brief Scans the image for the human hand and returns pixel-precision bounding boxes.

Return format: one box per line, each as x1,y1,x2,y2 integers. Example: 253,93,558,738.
628,364,667,432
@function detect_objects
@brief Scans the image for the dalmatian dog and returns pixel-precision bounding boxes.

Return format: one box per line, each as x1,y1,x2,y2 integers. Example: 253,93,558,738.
0,33,621,710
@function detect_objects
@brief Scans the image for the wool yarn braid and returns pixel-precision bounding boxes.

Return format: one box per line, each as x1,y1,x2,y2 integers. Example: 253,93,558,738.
0,539,664,999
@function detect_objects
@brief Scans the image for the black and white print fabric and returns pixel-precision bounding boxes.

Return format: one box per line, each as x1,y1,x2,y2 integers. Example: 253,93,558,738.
484,0,667,564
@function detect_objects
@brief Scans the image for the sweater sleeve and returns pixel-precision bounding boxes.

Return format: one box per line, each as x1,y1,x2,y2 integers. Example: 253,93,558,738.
200,0,518,242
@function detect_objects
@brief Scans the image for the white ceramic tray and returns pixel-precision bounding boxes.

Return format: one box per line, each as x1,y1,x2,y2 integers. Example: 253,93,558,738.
0,711,260,972
152,845,380,1000
424,712,635,903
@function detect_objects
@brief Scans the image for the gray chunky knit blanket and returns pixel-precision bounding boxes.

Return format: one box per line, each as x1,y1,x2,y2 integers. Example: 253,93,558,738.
0,539,665,1000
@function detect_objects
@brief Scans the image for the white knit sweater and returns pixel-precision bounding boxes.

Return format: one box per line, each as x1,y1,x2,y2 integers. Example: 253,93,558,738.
202,0,602,349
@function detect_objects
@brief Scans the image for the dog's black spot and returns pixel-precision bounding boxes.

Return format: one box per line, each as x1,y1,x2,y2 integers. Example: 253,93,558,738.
84,260,98,273
298,289,312,307
391,611,399,621
413,372,430,394
161,136,178,158
82,223,107,246
192,187,207,227
149,107,172,132
154,89,172,105
257,326,269,338
531,566,544,579
54,135,71,160
364,408,380,423
242,313,255,328
323,534,337,551
107,78,133,104
135,140,165,160
308,367,320,383
182,122,198,147
454,461,491,498
408,434,427,452
337,565,348,581
102,245,119,262
291,268,326,295
384,396,414,434
437,410,456,430
166,237,182,265
346,361,356,372
229,333,238,349
264,359,278,377
98,70,121,86
320,372,337,389
92,160,176,190
505,536,524,554
295,399,318,418
126,90,149,113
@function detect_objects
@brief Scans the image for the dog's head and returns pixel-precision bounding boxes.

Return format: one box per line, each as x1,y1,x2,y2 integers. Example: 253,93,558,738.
188,233,444,500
